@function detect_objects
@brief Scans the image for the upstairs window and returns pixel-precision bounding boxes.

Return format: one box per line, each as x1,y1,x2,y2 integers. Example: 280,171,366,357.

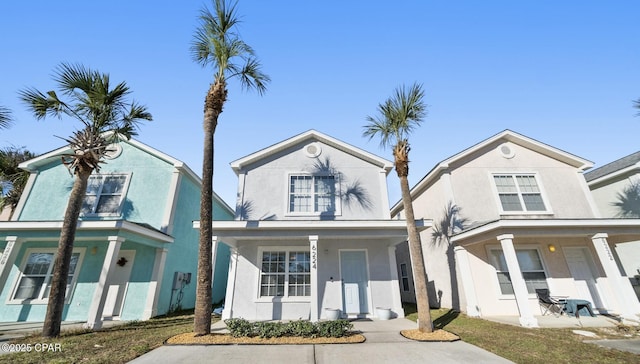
493,174,547,212
289,175,336,213
82,174,129,215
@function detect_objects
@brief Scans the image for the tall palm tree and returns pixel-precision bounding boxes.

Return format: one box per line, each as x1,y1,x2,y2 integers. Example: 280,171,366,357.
612,180,640,218
20,63,152,338
634,98,640,115
431,201,468,310
363,82,433,332
191,0,269,335
0,105,13,130
0,146,37,218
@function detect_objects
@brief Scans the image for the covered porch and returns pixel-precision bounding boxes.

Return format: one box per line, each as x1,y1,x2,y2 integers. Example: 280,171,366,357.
451,218,640,328
199,219,428,322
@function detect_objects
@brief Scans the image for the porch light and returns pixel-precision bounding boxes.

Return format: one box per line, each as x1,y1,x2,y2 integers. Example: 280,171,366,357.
548,244,556,252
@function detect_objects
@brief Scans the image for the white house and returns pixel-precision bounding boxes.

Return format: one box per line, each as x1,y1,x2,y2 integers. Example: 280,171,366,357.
393,130,640,327
199,130,428,322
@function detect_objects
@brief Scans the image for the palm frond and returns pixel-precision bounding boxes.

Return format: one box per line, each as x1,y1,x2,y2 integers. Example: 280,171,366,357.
612,180,640,217
0,105,13,130
634,98,640,116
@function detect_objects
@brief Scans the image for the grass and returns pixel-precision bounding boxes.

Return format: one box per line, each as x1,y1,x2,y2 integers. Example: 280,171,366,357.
1,307,638,363
0,313,198,364
404,304,640,364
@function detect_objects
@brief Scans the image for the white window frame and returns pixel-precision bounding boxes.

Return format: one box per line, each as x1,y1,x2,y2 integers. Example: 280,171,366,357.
486,244,549,298
256,247,311,302
8,247,86,305
81,173,131,217
489,172,552,215
400,263,410,292
285,173,341,216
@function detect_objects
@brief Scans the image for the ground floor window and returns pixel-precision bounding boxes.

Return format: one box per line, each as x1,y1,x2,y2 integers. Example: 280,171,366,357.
260,249,310,297
489,247,548,295
400,263,410,291
11,248,84,304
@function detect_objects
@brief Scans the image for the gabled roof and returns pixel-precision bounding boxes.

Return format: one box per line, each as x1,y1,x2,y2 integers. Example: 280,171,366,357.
17,136,234,214
391,129,594,215
584,150,640,184
230,129,394,175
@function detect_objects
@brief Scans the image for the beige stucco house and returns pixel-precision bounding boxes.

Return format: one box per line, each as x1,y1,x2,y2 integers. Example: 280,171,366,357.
392,130,640,327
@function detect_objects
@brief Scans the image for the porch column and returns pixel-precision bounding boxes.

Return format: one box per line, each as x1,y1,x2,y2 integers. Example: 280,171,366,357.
454,246,480,317
222,248,238,320
497,234,538,328
309,235,319,322
211,236,219,291
142,248,168,319
591,233,640,320
388,245,405,318
84,236,124,330
0,236,21,295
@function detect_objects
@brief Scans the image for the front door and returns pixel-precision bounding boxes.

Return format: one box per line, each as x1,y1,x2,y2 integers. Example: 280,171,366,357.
103,250,135,318
340,250,369,316
564,247,605,310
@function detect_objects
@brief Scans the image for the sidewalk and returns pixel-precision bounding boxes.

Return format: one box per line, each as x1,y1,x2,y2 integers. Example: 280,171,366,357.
129,318,513,364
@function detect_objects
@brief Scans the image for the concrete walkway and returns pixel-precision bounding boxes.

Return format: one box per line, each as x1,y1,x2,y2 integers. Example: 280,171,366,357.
129,318,513,364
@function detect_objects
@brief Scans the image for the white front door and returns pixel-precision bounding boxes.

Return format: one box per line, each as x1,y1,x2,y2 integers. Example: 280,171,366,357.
564,247,605,310
340,250,369,316
103,250,135,318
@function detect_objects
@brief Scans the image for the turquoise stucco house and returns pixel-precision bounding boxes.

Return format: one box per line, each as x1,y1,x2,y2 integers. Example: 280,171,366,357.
0,138,233,329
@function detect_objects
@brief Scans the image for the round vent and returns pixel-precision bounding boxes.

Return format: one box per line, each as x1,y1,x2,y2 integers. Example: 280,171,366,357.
104,143,123,159
304,143,322,158
498,143,515,159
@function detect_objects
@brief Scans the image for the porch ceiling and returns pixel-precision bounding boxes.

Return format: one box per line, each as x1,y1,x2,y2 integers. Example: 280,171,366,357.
197,219,430,245
450,218,640,246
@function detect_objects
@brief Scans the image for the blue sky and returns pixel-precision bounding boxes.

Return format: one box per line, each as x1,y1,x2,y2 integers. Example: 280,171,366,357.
1,1,639,207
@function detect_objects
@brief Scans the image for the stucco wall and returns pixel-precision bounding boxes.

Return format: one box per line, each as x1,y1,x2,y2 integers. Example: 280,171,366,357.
590,173,640,218
238,139,389,221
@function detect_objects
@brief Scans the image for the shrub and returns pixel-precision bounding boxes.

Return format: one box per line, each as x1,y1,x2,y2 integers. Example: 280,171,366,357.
224,318,353,338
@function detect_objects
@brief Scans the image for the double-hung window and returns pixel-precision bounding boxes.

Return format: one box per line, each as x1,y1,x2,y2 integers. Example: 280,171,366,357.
493,174,547,212
400,263,410,292
289,175,336,214
489,248,548,295
82,174,129,215
260,250,311,298
12,248,84,303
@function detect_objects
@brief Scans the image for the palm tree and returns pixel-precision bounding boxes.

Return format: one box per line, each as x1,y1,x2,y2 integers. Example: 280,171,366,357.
431,201,468,310
0,105,13,130
363,82,433,332
0,146,37,218
612,180,640,218
20,63,152,337
191,0,269,335
634,98,640,115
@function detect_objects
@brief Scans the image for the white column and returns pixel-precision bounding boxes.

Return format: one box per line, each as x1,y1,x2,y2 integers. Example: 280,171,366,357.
84,236,124,330
309,235,319,322
591,233,640,320
222,248,238,320
497,234,538,328
142,248,168,320
0,236,20,294
388,245,405,318
211,236,219,291
454,246,480,317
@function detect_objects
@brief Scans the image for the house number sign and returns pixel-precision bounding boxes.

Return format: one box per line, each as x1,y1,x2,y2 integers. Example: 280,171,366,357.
311,242,317,270
600,239,614,261
0,240,14,266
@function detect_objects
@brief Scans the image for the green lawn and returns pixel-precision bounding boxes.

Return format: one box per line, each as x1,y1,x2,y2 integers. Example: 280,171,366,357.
0,307,638,364
404,304,639,364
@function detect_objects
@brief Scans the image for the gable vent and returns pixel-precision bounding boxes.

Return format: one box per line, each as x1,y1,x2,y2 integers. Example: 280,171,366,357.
498,143,515,159
304,143,322,158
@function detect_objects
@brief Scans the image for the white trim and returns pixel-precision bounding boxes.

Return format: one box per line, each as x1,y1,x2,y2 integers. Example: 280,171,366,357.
82,173,132,217
142,248,168,320
586,163,640,187
7,247,86,305
338,249,372,317
485,243,549,298
11,172,38,221
255,246,312,301
285,172,342,217
161,170,182,234
84,236,124,330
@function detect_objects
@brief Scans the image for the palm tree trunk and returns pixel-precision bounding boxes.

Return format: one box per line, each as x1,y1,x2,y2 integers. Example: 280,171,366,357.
42,166,92,338
394,140,432,333
194,81,226,335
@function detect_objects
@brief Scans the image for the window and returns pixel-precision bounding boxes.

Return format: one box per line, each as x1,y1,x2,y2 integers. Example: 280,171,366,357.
493,174,547,212
400,263,410,292
82,174,129,215
260,250,310,298
12,249,84,303
489,248,548,295
289,175,336,213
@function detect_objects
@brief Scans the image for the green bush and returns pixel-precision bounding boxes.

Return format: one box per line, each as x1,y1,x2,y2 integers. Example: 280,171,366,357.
224,318,353,338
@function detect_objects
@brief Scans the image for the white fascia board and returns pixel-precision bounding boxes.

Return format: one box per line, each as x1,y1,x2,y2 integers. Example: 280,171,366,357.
586,163,640,187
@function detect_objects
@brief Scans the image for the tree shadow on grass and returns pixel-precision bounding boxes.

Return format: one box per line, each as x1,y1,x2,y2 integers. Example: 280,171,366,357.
433,309,459,330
